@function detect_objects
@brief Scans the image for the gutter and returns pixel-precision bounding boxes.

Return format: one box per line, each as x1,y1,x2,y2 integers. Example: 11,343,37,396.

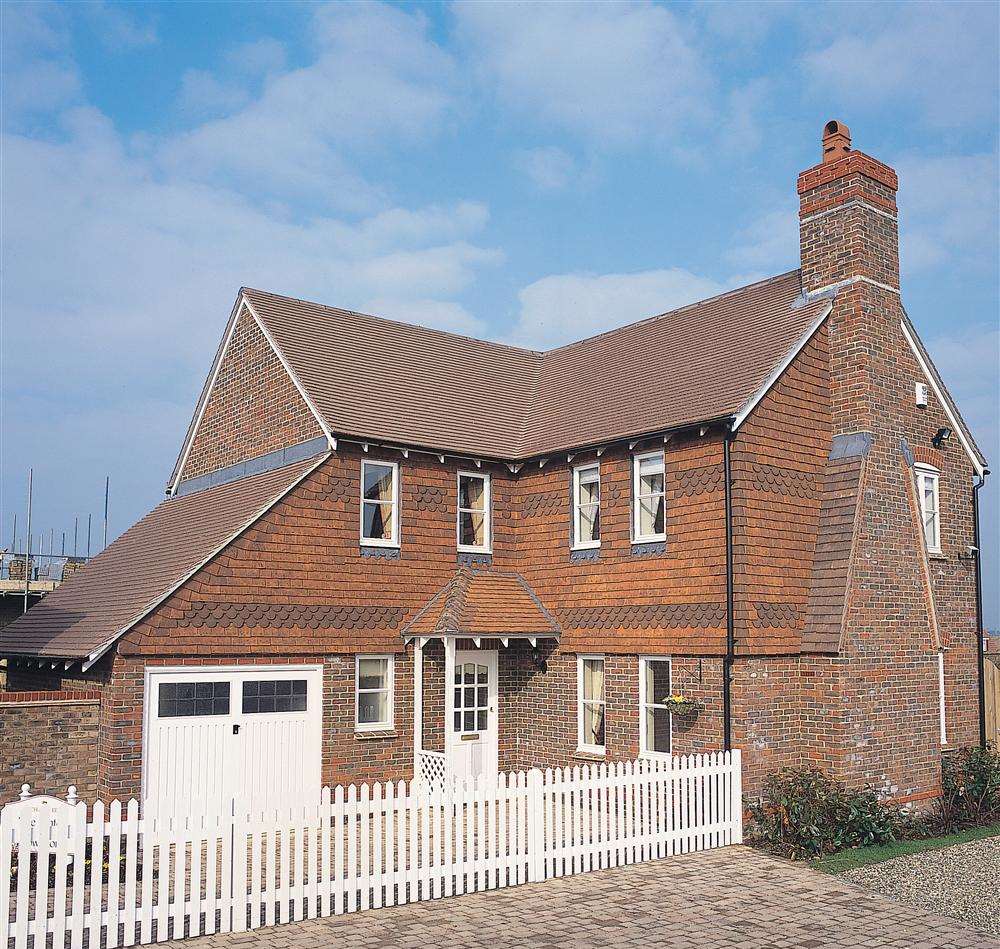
723,424,736,751
973,469,990,747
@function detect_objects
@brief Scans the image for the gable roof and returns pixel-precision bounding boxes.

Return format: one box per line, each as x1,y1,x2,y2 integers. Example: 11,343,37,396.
234,271,831,463
402,568,561,640
0,454,328,664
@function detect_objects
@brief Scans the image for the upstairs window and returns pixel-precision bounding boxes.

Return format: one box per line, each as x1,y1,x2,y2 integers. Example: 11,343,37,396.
457,471,491,552
633,451,666,542
573,464,601,549
577,656,606,754
915,464,941,553
361,460,399,547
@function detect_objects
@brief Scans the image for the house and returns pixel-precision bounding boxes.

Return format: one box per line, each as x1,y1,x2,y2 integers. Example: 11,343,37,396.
0,121,988,819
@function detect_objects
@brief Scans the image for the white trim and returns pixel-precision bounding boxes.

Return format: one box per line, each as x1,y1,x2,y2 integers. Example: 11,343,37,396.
800,197,898,225
806,275,900,298
413,639,423,764
632,450,666,543
85,452,331,670
360,458,400,548
571,463,601,550
638,656,673,758
900,319,986,477
242,296,335,449
576,654,606,755
355,654,395,732
914,463,942,555
456,470,492,553
141,662,322,807
733,302,832,430
937,650,948,746
168,297,245,494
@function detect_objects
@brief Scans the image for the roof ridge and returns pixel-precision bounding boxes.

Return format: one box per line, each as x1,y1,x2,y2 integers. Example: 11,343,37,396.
438,567,472,634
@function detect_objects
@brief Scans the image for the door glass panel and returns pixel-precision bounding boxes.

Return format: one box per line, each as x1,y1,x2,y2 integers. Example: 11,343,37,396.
464,710,475,730
477,665,487,683
453,656,491,734
158,681,230,718
477,710,487,730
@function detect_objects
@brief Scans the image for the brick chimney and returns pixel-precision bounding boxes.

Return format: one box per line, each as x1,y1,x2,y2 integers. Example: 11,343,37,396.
798,120,900,295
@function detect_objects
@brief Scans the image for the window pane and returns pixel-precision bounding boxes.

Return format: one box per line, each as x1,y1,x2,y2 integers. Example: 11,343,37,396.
477,710,487,731
579,504,599,543
477,686,487,707
644,661,671,705
459,475,486,511
477,665,487,684
638,497,665,536
362,502,394,541
578,477,599,506
358,659,387,690
454,711,462,731
583,702,605,748
242,679,308,714
639,470,664,497
459,511,485,547
358,690,387,724
464,710,475,731
158,681,229,718
464,686,476,707
646,706,671,753
582,659,604,702
363,464,394,501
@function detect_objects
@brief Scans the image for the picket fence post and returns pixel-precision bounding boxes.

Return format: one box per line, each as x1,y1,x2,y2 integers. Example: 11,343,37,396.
525,768,544,883
730,749,743,843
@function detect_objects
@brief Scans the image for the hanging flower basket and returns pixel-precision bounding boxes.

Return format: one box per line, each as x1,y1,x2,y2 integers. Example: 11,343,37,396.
662,694,702,716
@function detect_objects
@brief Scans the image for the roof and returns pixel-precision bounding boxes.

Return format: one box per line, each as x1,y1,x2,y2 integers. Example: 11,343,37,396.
402,568,561,640
238,270,831,461
0,454,328,662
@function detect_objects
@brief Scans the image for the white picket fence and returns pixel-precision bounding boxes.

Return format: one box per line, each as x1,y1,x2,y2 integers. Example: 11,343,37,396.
3,751,741,948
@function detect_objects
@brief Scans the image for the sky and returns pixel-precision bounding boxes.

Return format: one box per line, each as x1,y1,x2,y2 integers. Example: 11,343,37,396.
1,0,998,625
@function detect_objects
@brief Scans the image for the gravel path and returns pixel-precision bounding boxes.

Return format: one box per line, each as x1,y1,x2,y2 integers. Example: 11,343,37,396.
842,835,1000,937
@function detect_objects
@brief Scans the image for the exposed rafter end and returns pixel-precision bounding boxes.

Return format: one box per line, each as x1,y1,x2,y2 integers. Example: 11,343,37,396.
538,458,549,469
400,448,409,459
595,447,605,457
474,459,482,469
361,443,369,453
438,455,446,464
628,440,639,450
473,637,481,648
529,637,538,648
663,433,674,444
507,463,524,474
698,426,708,437
566,453,576,463
500,637,509,648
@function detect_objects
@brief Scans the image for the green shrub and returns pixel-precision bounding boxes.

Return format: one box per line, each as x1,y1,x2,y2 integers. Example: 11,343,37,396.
746,767,904,860
940,746,1000,830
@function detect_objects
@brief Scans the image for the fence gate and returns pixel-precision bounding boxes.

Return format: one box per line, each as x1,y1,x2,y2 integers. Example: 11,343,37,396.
3,751,742,948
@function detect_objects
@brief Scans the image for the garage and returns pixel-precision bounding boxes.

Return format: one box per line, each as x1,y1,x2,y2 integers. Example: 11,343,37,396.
143,665,322,820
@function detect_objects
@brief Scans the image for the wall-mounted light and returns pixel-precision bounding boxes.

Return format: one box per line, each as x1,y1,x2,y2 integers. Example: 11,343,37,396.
932,427,953,448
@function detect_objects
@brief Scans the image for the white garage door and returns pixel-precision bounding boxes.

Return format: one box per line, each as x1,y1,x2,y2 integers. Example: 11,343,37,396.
143,666,322,820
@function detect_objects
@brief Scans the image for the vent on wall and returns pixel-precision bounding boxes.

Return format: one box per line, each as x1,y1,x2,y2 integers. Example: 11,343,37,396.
915,382,929,408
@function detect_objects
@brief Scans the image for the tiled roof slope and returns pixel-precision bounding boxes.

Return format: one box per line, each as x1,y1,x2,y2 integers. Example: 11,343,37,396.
0,455,327,661
403,569,561,639
244,270,829,459
801,455,866,653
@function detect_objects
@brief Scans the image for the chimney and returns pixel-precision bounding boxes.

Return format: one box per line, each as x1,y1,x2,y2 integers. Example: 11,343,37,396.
798,120,899,295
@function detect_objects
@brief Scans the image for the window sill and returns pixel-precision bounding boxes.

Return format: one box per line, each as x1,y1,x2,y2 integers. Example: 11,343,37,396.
631,540,666,557
354,728,397,740
360,546,401,560
574,748,606,762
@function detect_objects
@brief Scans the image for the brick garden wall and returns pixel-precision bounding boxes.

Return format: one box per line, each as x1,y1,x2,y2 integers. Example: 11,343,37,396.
0,691,101,802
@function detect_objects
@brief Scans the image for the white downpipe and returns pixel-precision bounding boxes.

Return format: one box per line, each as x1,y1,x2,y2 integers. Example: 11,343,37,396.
938,650,947,745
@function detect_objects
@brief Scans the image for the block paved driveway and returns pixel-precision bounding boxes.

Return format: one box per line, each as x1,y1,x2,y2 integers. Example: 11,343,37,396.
165,846,997,949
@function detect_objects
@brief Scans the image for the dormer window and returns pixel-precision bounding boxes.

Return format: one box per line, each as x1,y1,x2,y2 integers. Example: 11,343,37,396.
915,464,941,554
572,464,600,549
361,460,399,547
633,451,666,543
457,471,491,552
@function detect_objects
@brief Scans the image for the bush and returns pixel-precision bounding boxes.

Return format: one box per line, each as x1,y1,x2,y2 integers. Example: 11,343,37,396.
746,767,905,860
940,746,1000,830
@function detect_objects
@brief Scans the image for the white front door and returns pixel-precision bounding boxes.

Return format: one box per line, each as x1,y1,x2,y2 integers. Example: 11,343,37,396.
144,665,322,820
446,650,498,782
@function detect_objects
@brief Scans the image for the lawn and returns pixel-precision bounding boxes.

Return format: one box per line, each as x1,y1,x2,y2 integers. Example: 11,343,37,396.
809,823,1000,874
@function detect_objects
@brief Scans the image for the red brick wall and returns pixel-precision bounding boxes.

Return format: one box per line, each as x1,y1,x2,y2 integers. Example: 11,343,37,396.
0,692,101,801
180,304,323,483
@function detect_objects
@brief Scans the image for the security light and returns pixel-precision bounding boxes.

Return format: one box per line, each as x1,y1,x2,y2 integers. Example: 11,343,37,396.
932,427,953,448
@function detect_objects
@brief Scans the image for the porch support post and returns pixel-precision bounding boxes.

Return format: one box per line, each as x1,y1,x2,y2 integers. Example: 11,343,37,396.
444,636,456,765
413,637,423,776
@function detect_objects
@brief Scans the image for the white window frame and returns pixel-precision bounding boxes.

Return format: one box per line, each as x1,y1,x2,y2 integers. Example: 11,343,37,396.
638,657,673,758
355,655,394,732
576,654,606,755
572,463,601,550
456,470,492,553
360,459,400,548
915,464,941,554
632,450,666,543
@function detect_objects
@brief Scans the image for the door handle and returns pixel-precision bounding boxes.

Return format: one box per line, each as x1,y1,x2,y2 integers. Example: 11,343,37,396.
232,724,240,735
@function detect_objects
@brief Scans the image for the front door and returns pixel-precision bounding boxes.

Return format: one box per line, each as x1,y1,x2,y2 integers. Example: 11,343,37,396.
446,650,498,782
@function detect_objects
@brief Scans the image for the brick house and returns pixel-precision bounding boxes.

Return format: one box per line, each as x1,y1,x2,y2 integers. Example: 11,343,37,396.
0,122,989,816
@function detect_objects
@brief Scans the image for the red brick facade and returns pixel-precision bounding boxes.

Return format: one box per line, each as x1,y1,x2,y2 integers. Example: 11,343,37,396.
4,125,984,809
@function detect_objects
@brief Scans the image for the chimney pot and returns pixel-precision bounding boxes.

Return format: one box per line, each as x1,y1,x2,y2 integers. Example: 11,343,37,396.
822,119,851,163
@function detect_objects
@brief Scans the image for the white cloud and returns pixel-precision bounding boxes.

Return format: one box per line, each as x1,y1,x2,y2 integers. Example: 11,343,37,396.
82,0,157,50
454,0,709,146
177,70,252,119
802,3,998,128
505,268,725,350
725,205,798,274
513,146,581,191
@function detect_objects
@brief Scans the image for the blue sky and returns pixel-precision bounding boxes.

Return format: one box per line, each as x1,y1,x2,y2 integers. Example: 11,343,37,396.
2,1,998,623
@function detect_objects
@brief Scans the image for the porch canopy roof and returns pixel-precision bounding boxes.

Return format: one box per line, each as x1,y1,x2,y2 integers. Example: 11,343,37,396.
402,568,560,645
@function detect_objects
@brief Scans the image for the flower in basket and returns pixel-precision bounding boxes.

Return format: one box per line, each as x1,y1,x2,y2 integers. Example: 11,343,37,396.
662,693,702,715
